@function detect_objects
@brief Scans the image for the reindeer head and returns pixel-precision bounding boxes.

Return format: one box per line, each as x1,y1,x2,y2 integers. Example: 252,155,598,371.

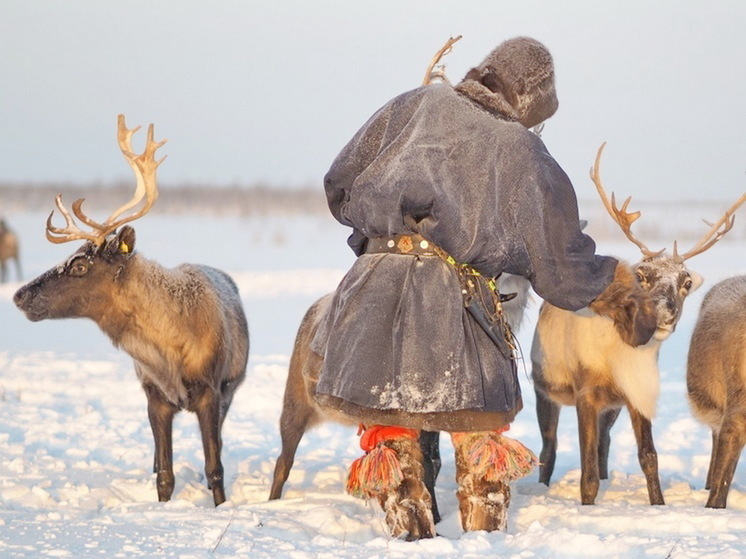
590,143,744,342
632,255,702,341
14,227,138,321
14,115,165,322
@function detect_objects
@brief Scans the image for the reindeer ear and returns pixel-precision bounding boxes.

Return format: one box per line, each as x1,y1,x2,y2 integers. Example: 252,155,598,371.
116,226,136,255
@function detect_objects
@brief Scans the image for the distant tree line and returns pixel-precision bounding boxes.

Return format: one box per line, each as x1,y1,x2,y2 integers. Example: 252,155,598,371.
0,182,329,217
0,182,742,241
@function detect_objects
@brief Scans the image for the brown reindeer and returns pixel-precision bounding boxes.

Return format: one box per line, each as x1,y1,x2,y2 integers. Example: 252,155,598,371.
687,274,746,509
269,293,352,499
532,143,745,505
0,218,21,282
13,115,249,507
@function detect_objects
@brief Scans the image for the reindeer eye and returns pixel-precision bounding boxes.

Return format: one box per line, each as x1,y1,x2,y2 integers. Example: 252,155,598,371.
636,271,645,283
69,260,89,277
683,279,693,291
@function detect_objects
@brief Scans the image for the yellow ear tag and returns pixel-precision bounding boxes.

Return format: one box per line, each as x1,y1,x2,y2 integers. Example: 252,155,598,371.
120,241,129,254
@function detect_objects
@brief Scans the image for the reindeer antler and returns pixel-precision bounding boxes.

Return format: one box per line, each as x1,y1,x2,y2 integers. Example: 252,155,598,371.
46,114,167,246
672,192,746,262
589,142,665,259
45,194,102,244
422,35,462,86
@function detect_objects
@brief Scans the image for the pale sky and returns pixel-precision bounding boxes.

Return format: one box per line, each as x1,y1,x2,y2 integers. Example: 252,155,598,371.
1,1,745,203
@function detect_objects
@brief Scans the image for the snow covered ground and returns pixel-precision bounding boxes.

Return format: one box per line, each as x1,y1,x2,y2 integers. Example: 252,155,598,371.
1,208,745,558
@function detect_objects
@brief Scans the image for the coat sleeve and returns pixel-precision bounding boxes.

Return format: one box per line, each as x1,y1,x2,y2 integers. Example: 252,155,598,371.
504,140,617,311
323,103,397,255
324,104,393,222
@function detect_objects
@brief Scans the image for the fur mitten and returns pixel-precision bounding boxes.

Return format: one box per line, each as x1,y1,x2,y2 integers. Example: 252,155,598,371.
589,261,657,347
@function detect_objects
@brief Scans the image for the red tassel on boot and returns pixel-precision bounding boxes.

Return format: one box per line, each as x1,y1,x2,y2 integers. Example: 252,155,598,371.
453,427,537,482
345,424,418,500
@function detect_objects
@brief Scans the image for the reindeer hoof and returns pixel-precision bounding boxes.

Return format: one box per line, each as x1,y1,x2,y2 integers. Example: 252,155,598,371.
155,470,175,502
212,487,226,507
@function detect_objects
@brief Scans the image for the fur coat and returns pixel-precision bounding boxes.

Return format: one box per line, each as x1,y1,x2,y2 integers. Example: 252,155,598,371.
310,83,617,432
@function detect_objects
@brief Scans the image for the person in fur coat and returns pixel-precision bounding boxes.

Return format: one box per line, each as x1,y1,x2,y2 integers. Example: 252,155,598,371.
311,36,657,539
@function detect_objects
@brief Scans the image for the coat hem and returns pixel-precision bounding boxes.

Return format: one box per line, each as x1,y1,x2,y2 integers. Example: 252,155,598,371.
314,393,522,432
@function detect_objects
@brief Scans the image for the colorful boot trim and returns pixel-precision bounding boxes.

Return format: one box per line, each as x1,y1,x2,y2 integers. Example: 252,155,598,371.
452,428,538,482
346,424,419,499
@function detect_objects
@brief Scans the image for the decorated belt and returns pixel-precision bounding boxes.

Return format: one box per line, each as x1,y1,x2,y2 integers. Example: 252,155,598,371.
365,232,517,358
365,233,439,256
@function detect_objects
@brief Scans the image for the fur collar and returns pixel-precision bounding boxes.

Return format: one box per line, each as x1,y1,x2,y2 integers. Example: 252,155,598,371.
454,79,519,121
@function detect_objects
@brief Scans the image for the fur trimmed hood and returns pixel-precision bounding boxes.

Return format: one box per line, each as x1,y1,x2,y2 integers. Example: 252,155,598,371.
455,37,558,128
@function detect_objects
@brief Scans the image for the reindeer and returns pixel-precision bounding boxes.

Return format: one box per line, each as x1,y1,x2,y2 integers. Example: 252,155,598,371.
13,115,249,507
0,218,21,282
531,143,745,505
687,275,746,509
269,293,351,500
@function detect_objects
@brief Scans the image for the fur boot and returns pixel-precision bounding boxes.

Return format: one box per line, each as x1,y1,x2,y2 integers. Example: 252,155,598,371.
346,425,435,541
452,430,537,532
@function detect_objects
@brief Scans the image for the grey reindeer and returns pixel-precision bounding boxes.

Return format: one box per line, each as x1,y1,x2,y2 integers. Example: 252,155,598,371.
14,115,249,507
531,144,745,506
687,274,746,509
0,218,21,282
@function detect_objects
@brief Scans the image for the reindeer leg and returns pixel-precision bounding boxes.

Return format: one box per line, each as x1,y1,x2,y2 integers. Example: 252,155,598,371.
576,397,601,505
215,379,241,475
269,397,317,500
270,319,324,500
144,383,178,502
705,414,746,509
705,430,719,491
418,430,442,524
536,388,561,486
628,407,664,505
598,407,621,480
219,378,240,430
194,383,227,506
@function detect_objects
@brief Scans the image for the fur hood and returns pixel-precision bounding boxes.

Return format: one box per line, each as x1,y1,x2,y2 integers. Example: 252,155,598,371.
454,36,558,128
